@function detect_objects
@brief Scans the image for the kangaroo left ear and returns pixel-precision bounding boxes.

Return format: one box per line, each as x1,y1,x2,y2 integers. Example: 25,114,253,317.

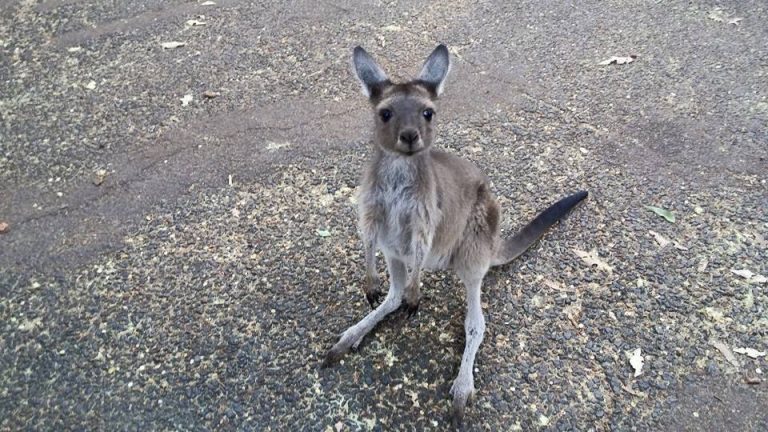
417,44,451,97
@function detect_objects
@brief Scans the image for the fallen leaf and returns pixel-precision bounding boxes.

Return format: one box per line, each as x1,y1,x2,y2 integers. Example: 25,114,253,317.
202,90,220,99
710,340,740,368
743,288,754,309
161,41,186,49
673,242,689,251
382,25,402,32
563,302,582,327
85,80,97,90
628,348,644,377
0,221,9,233
745,373,761,385
648,230,670,248
181,94,193,106
316,229,331,237
697,259,708,272
707,8,726,22
732,269,754,279
621,381,647,398
573,248,614,273
702,307,726,322
93,169,108,186
733,347,767,359
645,205,676,223
598,55,636,66
67,46,82,52
186,19,207,26
731,269,767,283
579,147,589,154
200,0,216,4
728,17,743,25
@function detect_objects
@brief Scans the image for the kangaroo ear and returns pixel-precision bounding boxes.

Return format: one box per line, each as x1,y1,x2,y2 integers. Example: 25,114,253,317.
352,46,389,99
417,44,451,96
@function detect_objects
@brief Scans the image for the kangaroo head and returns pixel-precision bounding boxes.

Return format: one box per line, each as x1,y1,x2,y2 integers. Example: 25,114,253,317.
352,45,451,156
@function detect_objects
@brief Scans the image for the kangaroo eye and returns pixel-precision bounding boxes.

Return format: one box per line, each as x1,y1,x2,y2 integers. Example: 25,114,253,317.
379,109,393,122
422,108,434,121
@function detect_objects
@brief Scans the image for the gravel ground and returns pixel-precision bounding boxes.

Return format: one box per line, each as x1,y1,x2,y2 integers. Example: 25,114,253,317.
1,1,767,430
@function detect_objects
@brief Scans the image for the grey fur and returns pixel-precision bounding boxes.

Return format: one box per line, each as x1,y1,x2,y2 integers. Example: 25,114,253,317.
324,44,588,427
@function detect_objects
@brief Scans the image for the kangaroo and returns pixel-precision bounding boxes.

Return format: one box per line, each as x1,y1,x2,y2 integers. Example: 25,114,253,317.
322,44,588,426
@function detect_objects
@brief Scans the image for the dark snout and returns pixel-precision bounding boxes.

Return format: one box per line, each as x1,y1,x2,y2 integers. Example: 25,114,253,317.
397,128,423,154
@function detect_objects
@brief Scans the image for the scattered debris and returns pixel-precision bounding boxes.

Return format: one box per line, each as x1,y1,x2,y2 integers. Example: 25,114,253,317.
202,90,220,99
85,80,97,90
381,25,402,32
161,41,186,49
67,46,82,53
0,221,9,233
710,340,740,368
181,94,193,106
628,348,644,377
579,147,589,154
200,0,216,5
733,347,766,359
316,229,331,238
645,205,676,223
186,19,207,27
745,374,761,385
93,169,108,186
649,230,670,248
673,242,689,251
598,55,636,66
573,248,614,273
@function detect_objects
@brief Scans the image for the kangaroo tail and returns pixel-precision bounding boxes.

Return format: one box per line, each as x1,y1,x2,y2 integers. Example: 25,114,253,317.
492,191,588,267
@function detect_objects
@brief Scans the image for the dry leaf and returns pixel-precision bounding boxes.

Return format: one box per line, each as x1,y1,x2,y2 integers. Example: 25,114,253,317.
728,17,743,25
628,348,644,377
621,381,647,398
181,94,193,106
598,55,636,66
733,347,767,359
573,248,614,273
710,340,740,368
186,19,207,26
200,0,216,4
85,80,97,90
649,230,670,248
732,269,754,279
697,259,708,272
161,41,186,49
382,25,402,32
0,221,9,233
732,269,767,283
202,90,220,99
673,242,689,251
93,169,108,186
707,8,726,22
563,302,582,327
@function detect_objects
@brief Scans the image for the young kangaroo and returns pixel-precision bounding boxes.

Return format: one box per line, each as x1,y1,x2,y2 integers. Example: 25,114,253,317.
323,44,588,426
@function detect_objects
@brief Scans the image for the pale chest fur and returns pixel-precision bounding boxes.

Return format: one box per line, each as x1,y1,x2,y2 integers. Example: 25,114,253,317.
358,157,445,267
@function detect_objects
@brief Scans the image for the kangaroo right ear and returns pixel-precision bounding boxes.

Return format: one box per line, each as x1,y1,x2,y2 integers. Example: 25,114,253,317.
352,46,389,99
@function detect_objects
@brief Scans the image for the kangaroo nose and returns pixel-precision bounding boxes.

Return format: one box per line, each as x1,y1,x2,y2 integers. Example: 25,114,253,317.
400,130,419,146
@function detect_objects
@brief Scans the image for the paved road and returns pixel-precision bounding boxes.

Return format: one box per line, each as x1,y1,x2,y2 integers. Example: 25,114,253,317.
1,0,766,430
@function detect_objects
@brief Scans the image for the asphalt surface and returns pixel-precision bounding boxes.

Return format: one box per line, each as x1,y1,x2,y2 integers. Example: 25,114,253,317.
1,0,767,430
